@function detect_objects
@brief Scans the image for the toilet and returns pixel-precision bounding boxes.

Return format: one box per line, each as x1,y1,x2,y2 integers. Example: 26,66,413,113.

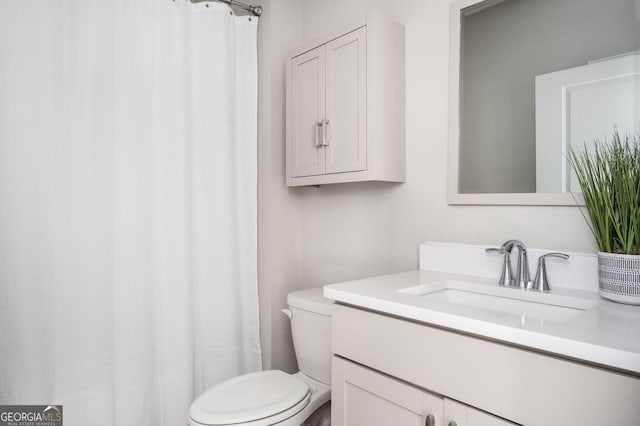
188,288,333,426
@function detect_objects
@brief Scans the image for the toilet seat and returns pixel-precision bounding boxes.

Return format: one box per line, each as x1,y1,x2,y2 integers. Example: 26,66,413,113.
188,370,311,426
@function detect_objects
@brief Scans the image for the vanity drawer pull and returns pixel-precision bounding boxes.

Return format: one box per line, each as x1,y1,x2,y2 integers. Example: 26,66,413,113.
425,414,435,426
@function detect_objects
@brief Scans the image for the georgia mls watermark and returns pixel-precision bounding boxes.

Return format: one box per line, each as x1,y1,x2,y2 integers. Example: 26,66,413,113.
0,406,62,426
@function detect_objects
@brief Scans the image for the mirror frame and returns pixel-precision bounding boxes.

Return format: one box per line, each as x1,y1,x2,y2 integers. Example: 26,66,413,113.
447,0,584,206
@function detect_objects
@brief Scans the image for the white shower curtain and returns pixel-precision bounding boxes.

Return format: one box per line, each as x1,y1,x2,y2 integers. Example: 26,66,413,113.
0,1,260,425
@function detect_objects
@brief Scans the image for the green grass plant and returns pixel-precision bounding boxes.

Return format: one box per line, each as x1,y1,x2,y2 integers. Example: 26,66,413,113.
569,129,640,255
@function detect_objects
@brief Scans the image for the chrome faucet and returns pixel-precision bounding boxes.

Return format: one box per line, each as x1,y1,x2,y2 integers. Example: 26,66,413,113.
502,240,531,289
486,240,531,288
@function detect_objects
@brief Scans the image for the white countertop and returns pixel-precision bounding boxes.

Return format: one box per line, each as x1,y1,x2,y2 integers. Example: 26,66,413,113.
324,269,640,375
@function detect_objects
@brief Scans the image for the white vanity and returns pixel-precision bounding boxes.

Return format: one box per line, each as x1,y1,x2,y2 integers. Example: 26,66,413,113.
324,243,640,425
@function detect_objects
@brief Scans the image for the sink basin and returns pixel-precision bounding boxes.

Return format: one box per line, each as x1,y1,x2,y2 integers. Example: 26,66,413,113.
398,280,597,323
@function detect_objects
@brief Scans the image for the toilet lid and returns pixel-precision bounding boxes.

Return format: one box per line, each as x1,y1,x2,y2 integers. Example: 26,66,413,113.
189,370,310,425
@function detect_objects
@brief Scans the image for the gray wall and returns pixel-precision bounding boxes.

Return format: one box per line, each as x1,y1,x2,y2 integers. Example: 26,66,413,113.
257,0,599,373
255,0,303,372
459,0,636,193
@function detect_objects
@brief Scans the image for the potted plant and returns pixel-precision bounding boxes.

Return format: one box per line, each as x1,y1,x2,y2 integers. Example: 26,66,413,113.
569,128,640,305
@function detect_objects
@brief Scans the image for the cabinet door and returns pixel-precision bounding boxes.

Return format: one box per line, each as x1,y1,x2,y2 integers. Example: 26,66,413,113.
324,27,367,174
444,399,517,426
290,46,325,177
332,356,444,426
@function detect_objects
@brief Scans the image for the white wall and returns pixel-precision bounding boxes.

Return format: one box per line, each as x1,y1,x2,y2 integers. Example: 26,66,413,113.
258,0,597,372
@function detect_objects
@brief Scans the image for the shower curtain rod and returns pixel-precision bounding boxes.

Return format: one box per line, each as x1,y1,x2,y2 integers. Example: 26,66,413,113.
215,0,262,17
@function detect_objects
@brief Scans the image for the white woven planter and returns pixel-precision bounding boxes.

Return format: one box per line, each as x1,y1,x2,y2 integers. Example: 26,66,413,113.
598,252,640,305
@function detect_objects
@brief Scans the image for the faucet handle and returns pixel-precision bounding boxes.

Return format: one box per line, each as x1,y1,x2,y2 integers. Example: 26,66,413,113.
485,247,504,254
531,252,570,292
486,247,514,286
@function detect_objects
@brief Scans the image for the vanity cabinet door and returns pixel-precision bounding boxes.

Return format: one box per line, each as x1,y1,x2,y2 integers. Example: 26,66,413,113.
332,356,444,426
444,399,517,426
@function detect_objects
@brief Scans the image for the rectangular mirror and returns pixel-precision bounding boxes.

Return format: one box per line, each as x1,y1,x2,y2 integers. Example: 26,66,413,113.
448,0,638,205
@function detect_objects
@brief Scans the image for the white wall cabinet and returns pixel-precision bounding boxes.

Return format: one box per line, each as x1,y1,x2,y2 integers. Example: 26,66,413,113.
286,12,405,186
332,357,515,426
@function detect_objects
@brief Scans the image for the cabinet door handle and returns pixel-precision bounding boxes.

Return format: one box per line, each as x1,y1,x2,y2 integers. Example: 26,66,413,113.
315,121,323,148
448,422,457,426
425,414,435,426
321,119,330,146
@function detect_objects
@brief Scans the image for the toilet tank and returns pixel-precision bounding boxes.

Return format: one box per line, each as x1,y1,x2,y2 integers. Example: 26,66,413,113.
286,288,333,385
